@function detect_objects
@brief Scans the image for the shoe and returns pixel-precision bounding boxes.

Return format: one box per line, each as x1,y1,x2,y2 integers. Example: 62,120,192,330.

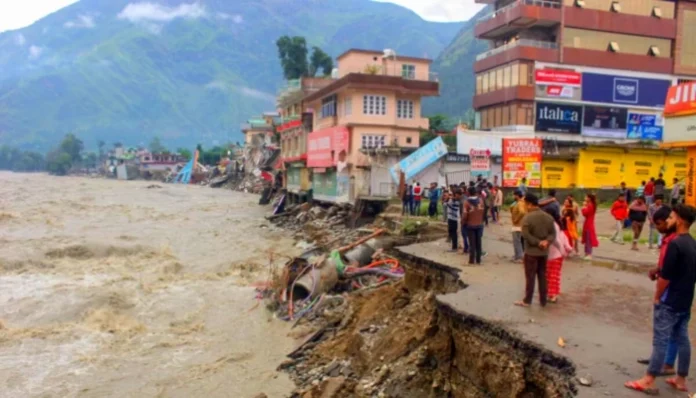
583,255,592,261
482,251,488,258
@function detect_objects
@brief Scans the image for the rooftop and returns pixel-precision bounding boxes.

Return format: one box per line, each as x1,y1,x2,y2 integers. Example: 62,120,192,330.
336,49,433,64
304,73,439,103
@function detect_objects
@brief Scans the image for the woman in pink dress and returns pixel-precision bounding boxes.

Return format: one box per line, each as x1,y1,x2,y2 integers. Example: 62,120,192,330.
581,193,599,261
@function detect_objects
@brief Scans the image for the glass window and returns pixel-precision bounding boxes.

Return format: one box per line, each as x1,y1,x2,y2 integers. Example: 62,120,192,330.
363,95,387,115
502,106,509,126
508,104,515,124
519,63,529,86
361,135,386,149
489,71,495,92
402,64,416,79
476,75,482,94
496,68,503,91
494,106,502,127
511,63,519,86
344,97,352,116
321,95,337,118
397,99,414,119
503,66,511,88
482,73,489,93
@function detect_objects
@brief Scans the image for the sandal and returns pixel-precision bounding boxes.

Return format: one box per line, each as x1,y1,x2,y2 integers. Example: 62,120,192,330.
624,380,659,395
666,378,688,392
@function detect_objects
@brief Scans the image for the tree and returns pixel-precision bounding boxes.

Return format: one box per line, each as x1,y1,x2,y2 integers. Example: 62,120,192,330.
276,36,309,80
149,136,167,153
59,133,84,162
97,140,106,158
309,47,333,77
45,151,73,176
177,148,192,161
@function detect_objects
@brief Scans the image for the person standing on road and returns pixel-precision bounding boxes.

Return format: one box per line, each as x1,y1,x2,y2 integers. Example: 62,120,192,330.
581,194,599,261
629,196,648,251
427,182,439,218
546,210,573,303
540,189,561,223
649,195,668,250
482,183,493,226
515,193,556,308
563,196,579,255
654,173,666,198
462,186,485,265
625,205,696,395
637,180,646,199
402,184,412,216
510,190,526,263
671,178,681,206
645,177,656,206
610,194,628,244
638,206,680,376
413,182,423,216
446,189,462,252
518,177,528,195
492,185,503,224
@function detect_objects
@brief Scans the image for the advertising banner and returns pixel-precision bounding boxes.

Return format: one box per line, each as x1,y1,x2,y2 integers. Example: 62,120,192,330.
664,115,696,143
307,126,349,168
581,72,670,108
470,149,491,178
664,82,696,117
502,138,542,188
535,85,581,100
390,136,448,182
535,70,581,86
627,112,664,140
535,102,583,134
582,106,628,139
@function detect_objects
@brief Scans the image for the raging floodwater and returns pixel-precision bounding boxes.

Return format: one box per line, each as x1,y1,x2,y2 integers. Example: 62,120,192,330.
0,172,301,398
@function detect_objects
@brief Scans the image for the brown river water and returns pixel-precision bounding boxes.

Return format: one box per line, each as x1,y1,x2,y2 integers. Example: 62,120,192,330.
0,172,302,397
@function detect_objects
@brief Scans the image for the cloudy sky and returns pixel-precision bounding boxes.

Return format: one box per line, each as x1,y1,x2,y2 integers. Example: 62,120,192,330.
0,0,482,32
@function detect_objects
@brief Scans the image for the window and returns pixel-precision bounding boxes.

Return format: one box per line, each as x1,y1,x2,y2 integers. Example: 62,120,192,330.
503,66,511,88
397,99,414,119
519,63,529,85
402,64,416,79
406,137,412,144
321,95,337,118
361,135,386,149
363,95,387,115
482,74,489,93
496,69,503,91
344,97,352,116
511,63,520,86
476,75,482,95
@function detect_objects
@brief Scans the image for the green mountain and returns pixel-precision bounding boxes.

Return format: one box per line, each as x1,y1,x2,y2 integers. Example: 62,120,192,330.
424,7,490,119
0,0,460,150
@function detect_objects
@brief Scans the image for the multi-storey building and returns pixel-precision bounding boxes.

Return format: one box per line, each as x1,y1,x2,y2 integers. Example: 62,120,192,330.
302,49,439,203
277,77,332,202
472,0,696,141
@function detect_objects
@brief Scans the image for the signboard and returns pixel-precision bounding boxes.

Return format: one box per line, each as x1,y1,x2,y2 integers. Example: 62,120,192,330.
535,85,581,100
445,153,470,163
664,116,696,143
627,112,664,140
390,136,448,182
470,148,491,178
535,102,582,134
502,138,542,188
535,69,581,86
664,82,696,117
582,73,670,108
307,126,349,168
582,106,628,139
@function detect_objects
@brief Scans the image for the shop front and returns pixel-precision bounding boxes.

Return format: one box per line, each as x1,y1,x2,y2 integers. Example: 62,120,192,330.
307,126,351,203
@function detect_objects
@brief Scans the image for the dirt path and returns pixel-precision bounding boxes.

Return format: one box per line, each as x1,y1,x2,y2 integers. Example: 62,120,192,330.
0,172,300,398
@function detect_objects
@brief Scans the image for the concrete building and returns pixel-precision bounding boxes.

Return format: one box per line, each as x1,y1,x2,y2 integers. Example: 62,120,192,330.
303,49,439,203
241,114,278,146
277,78,333,202
472,0,696,142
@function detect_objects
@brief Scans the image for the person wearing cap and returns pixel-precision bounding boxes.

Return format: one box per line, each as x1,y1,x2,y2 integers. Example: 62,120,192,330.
515,193,556,308
510,190,526,262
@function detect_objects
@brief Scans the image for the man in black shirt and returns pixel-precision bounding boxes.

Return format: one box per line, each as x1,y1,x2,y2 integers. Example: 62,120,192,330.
626,204,696,394
654,173,667,198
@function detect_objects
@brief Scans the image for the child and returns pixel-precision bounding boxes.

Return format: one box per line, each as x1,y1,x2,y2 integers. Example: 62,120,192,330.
547,215,573,303
610,194,628,244
628,196,648,251
563,196,579,254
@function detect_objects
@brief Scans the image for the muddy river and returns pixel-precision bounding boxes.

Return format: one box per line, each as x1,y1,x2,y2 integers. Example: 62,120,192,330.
0,172,301,397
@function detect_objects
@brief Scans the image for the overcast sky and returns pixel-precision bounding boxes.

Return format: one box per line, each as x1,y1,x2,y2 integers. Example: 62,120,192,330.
0,0,482,32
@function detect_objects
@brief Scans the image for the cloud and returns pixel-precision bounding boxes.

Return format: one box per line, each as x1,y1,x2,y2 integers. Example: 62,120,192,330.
204,81,274,103
375,0,483,22
216,12,243,23
14,33,26,46
64,14,96,29
239,87,275,102
28,45,43,60
205,80,227,91
117,2,207,23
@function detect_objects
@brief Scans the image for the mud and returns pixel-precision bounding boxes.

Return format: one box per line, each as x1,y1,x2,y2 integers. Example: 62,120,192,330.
0,172,301,398
284,251,578,398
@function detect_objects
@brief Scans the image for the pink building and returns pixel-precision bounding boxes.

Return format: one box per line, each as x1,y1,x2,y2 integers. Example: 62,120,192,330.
304,49,439,202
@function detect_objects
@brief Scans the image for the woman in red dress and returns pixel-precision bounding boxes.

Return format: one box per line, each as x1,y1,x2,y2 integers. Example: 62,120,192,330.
581,193,599,260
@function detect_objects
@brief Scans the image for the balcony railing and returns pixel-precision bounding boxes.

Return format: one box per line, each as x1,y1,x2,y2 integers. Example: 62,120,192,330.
478,0,561,22
475,39,558,61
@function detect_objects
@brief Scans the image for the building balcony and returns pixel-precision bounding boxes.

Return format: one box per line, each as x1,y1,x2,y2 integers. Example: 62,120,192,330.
562,47,673,74
564,6,676,40
475,0,562,40
473,86,535,109
474,39,559,73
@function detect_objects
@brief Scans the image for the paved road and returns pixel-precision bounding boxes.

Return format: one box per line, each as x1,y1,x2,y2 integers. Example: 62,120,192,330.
399,235,695,398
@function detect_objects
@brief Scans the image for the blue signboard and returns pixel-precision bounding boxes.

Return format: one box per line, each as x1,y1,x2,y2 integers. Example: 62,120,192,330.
390,137,448,182
582,73,670,108
627,112,664,141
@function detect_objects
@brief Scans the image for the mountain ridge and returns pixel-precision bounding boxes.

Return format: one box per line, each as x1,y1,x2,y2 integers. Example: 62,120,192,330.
0,0,473,150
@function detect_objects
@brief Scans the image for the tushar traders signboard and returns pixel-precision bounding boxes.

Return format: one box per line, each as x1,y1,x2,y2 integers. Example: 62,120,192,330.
502,138,542,188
